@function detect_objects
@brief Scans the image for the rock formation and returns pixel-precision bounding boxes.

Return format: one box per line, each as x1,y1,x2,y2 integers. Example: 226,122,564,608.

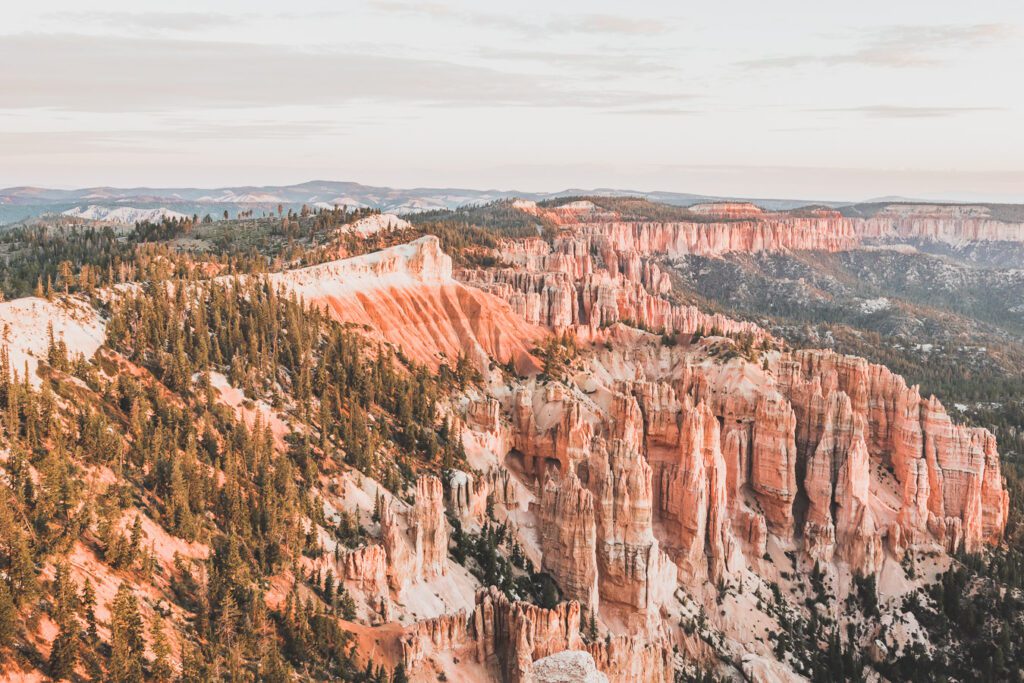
337,543,389,597
750,392,798,537
401,611,469,668
446,469,490,524
538,472,600,612
271,235,543,373
777,349,1009,562
472,587,584,683
383,475,450,592
591,435,678,630
653,397,736,582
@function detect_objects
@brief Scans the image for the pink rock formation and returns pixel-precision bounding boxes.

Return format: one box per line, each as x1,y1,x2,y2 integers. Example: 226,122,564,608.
583,215,859,258
274,236,544,373
459,237,769,341
512,390,594,479
590,435,678,629
447,469,490,524
654,398,736,582
472,587,584,683
468,396,503,433
401,611,469,668
750,392,798,537
383,475,450,592
586,634,675,683
859,204,1024,243
414,476,450,581
778,349,1009,557
337,544,389,597
538,472,600,612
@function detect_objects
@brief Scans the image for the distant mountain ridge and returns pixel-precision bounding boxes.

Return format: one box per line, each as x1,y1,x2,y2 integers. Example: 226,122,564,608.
3,180,1022,226
0,180,844,225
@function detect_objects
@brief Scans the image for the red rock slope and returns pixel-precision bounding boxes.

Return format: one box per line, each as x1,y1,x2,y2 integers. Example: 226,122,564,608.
270,236,543,373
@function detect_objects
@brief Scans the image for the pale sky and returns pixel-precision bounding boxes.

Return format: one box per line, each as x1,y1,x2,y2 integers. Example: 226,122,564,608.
3,0,1024,201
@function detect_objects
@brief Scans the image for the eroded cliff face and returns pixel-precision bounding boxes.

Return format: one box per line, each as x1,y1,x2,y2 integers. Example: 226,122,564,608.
459,235,768,340
383,475,450,594
517,200,1024,254
775,349,1009,556
271,235,544,373
858,204,1024,243
265,233,1009,682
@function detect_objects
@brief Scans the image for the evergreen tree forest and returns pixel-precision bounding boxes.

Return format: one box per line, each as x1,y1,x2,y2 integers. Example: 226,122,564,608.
0,226,474,679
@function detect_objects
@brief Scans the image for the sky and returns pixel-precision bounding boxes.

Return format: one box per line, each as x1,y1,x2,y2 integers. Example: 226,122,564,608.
2,0,1023,202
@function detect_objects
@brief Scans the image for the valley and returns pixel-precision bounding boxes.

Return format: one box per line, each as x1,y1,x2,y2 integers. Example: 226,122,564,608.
0,195,1022,682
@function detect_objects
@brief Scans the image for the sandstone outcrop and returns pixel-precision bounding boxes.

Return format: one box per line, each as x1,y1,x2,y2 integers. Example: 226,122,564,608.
591,435,678,629
383,475,450,592
459,237,769,341
654,397,736,582
858,204,1024,243
538,472,600,611
446,469,490,524
586,634,675,683
472,587,584,683
401,610,469,668
750,392,798,537
337,543,389,597
273,236,543,373
777,349,1009,559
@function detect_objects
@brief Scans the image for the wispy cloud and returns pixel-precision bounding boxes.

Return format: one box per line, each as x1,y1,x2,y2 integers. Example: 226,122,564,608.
46,10,247,32
603,107,703,116
371,1,669,36
0,121,350,156
476,47,677,76
547,14,667,36
737,23,1012,70
814,105,1004,119
0,33,685,113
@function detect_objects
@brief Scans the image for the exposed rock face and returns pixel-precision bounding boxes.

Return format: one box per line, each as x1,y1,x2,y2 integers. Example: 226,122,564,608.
584,215,859,258
859,204,1024,243
586,634,675,683
834,434,883,572
337,544,389,597
591,435,678,629
447,469,490,524
381,503,412,593
485,465,524,509
538,472,600,612
278,231,1010,681
802,392,855,563
272,236,543,373
414,476,450,581
401,611,469,668
512,388,594,479
777,349,1009,560
654,397,736,582
532,651,609,683
472,587,584,683
468,396,503,433
459,238,769,341
751,392,798,537
398,588,670,683
383,475,450,592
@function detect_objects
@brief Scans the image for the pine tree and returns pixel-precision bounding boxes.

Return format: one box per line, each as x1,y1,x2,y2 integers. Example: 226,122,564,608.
80,578,98,641
48,615,79,681
0,580,16,647
109,583,145,683
150,611,173,680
